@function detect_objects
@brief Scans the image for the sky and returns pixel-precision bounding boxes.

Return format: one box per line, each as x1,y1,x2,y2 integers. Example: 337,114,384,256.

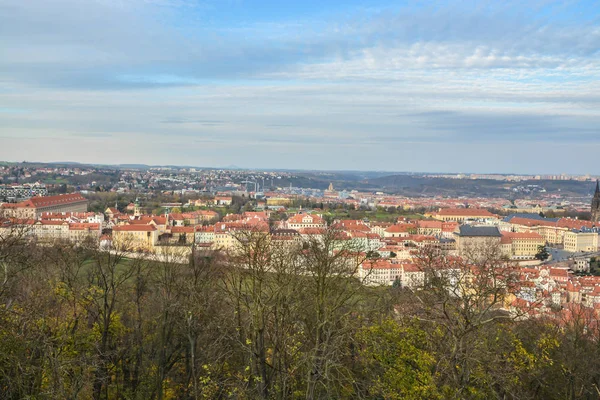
1,0,599,174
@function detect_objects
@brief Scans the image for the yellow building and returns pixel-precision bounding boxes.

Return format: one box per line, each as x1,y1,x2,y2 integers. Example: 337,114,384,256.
1,193,88,219
266,197,294,206
564,230,598,253
500,232,545,260
432,208,498,223
112,224,158,252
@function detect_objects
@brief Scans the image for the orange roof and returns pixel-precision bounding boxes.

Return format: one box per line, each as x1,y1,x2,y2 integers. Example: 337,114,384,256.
416,220,442,229
401,263,421,273
508,217,551,227
501,231,544,240
385,224,416,233
28,193,87,208
298,227,326,235
113,225,156,232
557,218,595,230
69,223,100,231
288,213,324,224
436,208,496,217
171,226,195,233
549,268,569,277
361,259,393,270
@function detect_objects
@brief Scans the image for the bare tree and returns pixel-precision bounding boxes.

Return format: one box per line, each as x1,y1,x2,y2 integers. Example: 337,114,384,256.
408,243,522,398
299,228,370,399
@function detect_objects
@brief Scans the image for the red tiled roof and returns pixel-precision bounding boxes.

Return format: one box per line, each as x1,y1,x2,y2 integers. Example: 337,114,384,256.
28,193,87,208
385,224,416,233
113,225,156,232
502,232,544,240
69,223,100,231
436,208,496,217
288,213,325,224
171,226,195,233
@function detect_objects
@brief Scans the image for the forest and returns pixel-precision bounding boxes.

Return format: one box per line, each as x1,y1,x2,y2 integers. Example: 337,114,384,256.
1,228,600,399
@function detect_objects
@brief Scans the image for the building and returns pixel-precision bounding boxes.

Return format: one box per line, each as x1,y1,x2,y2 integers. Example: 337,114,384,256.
169,226,195,244
384,224,415,238
1,193,88,219
266,197,294,207
591,180,600,223
502,214,597,246
500,232,545,260
195,225,215,244
0,183,47,200
215,196,233,206
430,208,498,223
68,223,102,242
454,225,502,260
359,259,424,288
286,213,326,230
112,224,158,252
564,229,599,253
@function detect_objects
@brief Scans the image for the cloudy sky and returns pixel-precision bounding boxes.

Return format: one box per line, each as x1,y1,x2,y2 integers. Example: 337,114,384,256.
1,0,599,174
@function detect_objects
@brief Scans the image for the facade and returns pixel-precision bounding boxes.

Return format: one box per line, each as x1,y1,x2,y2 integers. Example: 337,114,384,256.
359,259,424,288
266,197,294,207
384,224,415,238
1,193,88,219
564,230,599,253
169,226,195,244
502,214,597,246
195,225,215,244
0,183,47,200
454,225,502,260
500,232,545,260
68,223,102,242
215,196,233,206
286,213,326,230
112,225,158,252
431,208,498,223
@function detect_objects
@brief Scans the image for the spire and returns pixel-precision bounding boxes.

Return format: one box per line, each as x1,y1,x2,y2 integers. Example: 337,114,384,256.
595,180,599,195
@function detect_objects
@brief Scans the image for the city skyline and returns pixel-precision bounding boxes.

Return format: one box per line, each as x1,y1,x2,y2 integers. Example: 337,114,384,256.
1,0,600,173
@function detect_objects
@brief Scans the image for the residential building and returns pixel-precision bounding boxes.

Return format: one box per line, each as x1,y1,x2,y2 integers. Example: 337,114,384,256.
1,193,88,219
500,232,545,260
564,229,599,253
112,224,158,252
286,213,326,230
454,225,502,260
430,208,498,223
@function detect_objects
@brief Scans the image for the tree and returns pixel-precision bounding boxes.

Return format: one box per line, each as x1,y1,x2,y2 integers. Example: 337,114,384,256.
299,228,371,399
355,319,439,399
535,245,550,261
406,244,523,398
223,228,305,399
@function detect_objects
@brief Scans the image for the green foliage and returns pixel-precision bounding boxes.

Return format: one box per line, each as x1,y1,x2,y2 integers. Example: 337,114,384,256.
1,235,600,399
356,319,440,399
535,245,550,261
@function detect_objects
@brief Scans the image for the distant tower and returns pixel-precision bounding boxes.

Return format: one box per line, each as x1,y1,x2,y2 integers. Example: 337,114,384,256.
591,180,600,223
328,182,334,191
134,198,141,217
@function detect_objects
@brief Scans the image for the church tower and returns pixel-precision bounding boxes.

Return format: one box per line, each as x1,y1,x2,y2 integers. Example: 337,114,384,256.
133,198,141,218
591,180,600,223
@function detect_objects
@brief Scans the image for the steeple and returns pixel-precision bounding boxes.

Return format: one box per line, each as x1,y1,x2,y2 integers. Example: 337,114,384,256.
133,197,141,217
592,181,600,222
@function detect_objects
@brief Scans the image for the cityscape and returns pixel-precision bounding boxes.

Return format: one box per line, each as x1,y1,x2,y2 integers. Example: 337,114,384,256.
2,0,600,398
3,161,600,313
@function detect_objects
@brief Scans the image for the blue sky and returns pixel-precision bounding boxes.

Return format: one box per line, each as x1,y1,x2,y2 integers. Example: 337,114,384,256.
1,0,599,174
